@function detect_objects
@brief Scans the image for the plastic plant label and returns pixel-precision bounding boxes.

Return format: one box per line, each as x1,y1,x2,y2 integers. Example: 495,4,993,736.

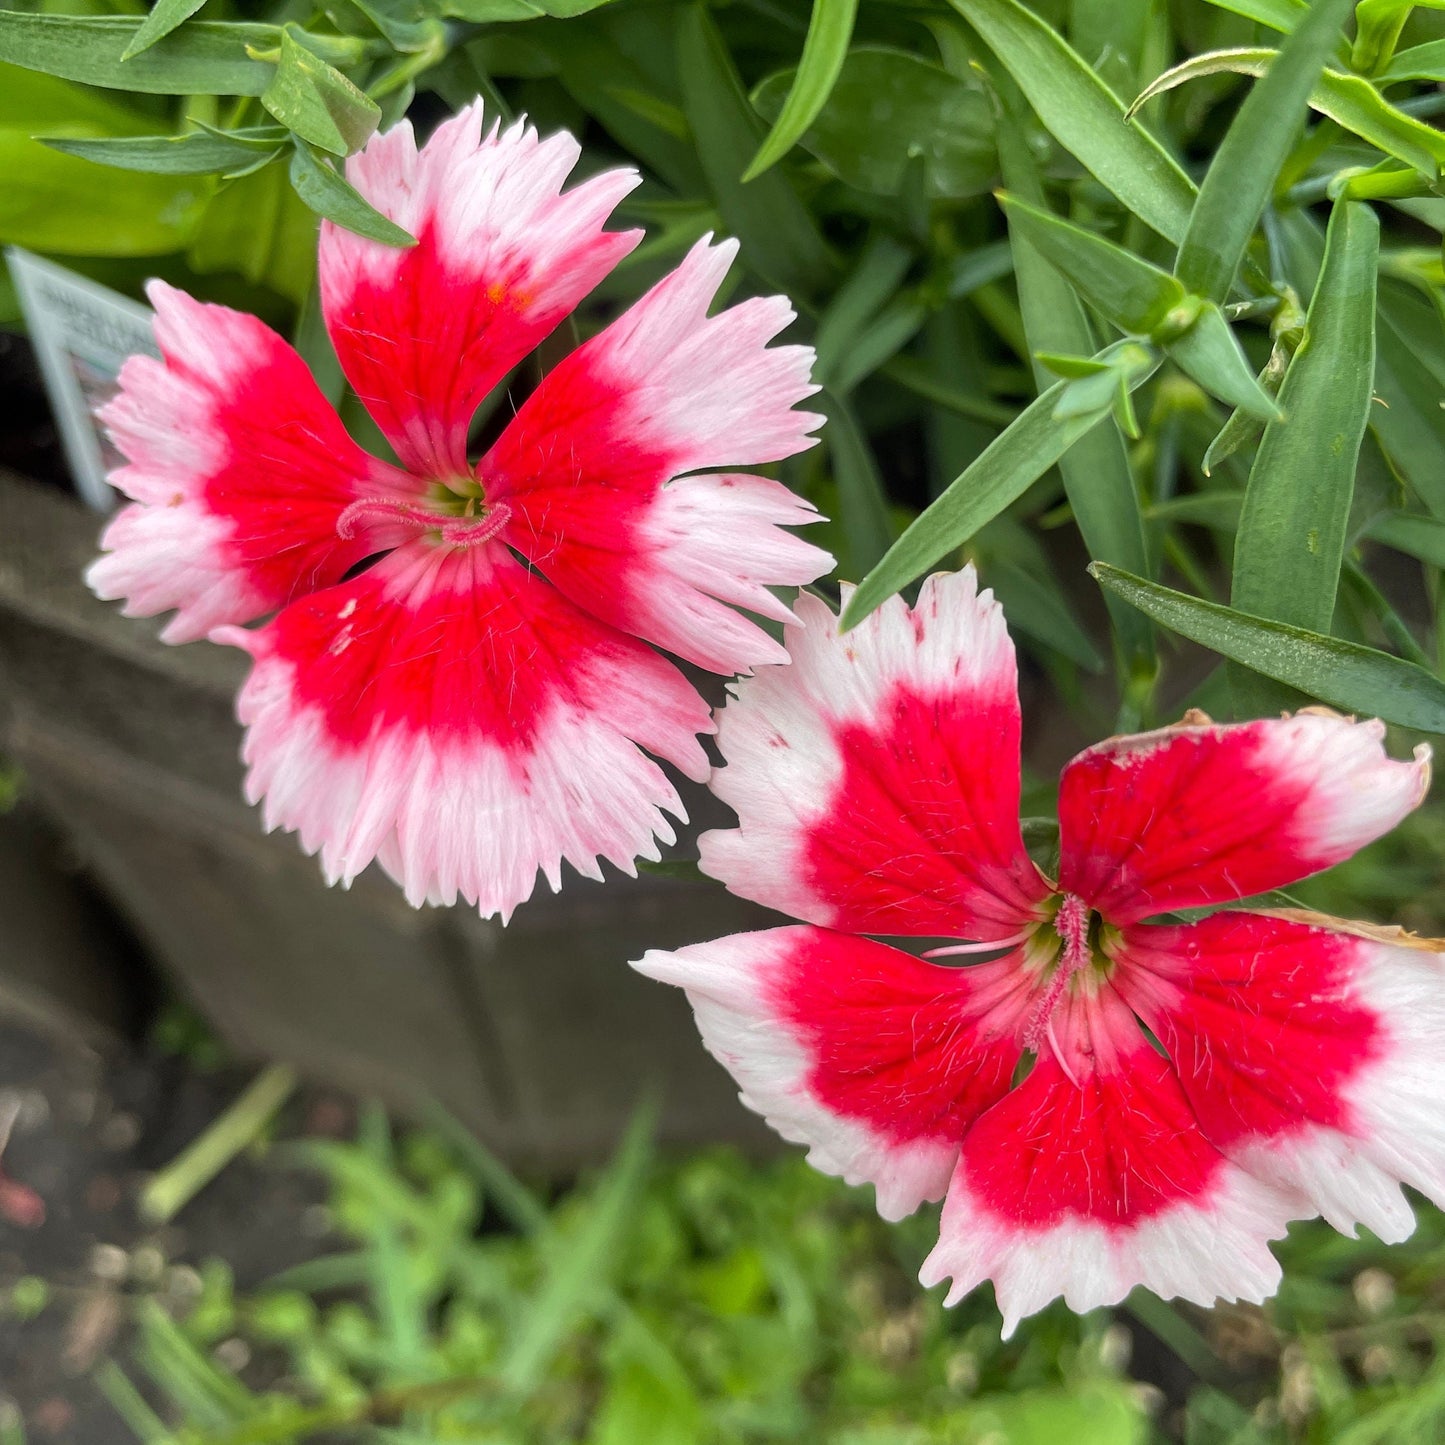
6,248,157,511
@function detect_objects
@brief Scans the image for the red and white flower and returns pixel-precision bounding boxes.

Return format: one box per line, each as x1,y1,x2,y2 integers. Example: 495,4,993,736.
87,103,829,920
634,567,1443,1332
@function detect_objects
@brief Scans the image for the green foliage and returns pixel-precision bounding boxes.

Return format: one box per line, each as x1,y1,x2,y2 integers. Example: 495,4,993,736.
96,1109,1150,1443
76,1077,1445,1444
2,0,1444,739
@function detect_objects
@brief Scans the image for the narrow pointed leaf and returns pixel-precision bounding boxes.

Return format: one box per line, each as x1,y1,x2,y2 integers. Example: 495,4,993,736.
1379,40,1445,82
287,142,415,246
677,4,834,297
1368,511,1445,570
842,345,1159,628
122,0,208,60
1199,0,1306,31
998,114,1154,666
1092,564,1445,732
814,234,912,383
822,393,897,579
1373,284,1445,518
988,559,1106,670
1132,49,1444,176
1163,304,1282,420
743,0,858,181
998,193,1186,333
1229,200,1379,715
41,126,285,174
750,47,996,198
948,0,1196,241
0,11,275,93
1176,0,1356,302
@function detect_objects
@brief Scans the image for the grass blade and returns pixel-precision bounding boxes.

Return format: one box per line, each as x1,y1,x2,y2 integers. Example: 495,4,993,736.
1175,0,1356,301
842,345,1158,629
822,393,897,580
1230,200,1379,715
998,112,1154,669
500,1105,655,1393
1131,49,1444,177
950,0,1196,241
743,0,858,181
1093,564,1445,732
997,193,1186,333
676,3,834,298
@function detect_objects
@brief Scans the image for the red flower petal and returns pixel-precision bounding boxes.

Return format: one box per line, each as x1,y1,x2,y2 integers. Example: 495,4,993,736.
320,104,642,477
1058,712,1431,922
216,540,712,920
486,236,828,673
700,569,1051,938
1117,911,1445,1243
88,282,410,642
921,991,1302,1334
633,926,1026,1220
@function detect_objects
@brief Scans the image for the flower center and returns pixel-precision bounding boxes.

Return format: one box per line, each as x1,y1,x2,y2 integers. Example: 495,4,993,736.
1021,892,1098,1057
335,486,512,550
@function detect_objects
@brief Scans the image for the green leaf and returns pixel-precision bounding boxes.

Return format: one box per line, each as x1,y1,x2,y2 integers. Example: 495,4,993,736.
262,29,379,157
1131,49,1444,177
1164,303,1282,420
0,11,276,94
822,393,898,579
998,112,1154,668
287,141,414,246
1199,0,1306,30
997,193,1187,334
842,343,1158,628
988,559,1106,669
41,126,285,175
743,0,857,181
1374,281,1445,517
1093,564,1445,732
123,0,208,61
539,24,703,198
1176,0,1355,303
813,233,912,384
949,0,1196,241
0,131,208,254
750,47,995,198
1378,39,1445,82
501,1106,655,1392
1230,200,1379,715
1368,510,1445,570
676,4,834,298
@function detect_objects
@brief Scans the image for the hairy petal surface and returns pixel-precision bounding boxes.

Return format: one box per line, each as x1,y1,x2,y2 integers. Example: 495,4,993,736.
321,103,641,476
1117,911,1445,1243
487,236,828,673
88,281,408,642
633,926,1027,1221
699,568,1051,938
1058,712,1431,923
215,540,711,921
920,988,1303,1335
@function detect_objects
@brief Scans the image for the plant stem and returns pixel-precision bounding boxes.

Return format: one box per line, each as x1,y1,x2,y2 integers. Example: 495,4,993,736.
140,1065,297,1225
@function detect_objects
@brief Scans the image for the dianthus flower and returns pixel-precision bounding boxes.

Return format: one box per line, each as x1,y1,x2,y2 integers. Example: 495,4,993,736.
635,567,1445,1332
87,103,830,919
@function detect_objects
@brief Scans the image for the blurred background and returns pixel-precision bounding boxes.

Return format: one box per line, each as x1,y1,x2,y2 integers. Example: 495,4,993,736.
5,0,1445,1437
